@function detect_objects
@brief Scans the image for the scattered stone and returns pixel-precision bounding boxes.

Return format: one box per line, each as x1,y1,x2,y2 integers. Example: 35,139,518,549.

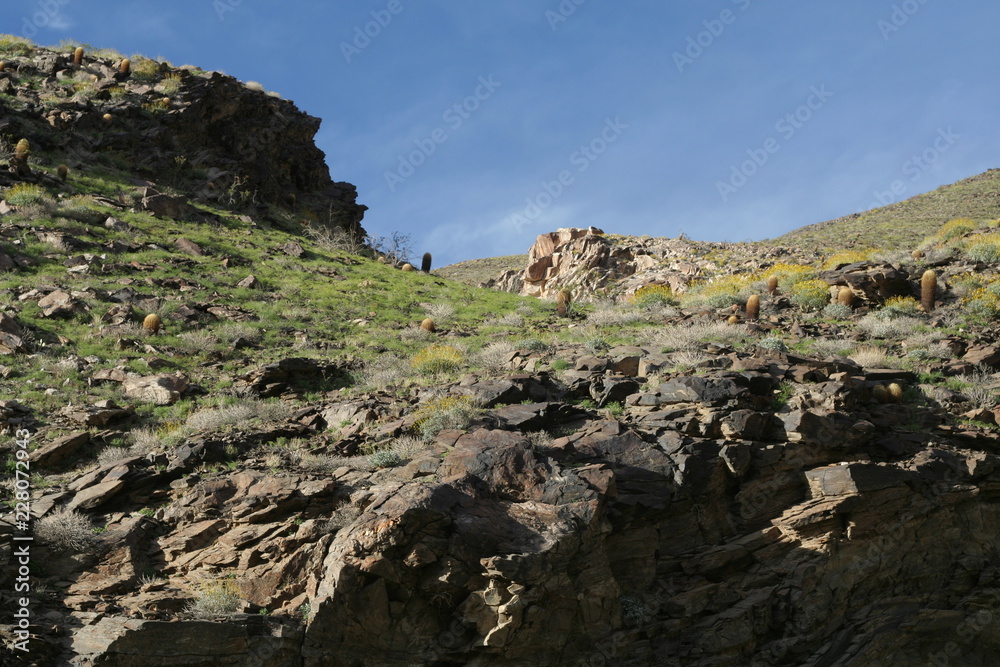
38,289,82,317
236,274,260,289
174,238,205,256
31,432,90,467
122,373,189,405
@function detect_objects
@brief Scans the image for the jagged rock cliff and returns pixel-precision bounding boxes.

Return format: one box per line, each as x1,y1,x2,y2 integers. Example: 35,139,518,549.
0,45,365,234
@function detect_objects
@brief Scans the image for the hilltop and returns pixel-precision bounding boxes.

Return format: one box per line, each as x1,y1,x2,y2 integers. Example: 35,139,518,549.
771,168,1000,252
2,36,1000,667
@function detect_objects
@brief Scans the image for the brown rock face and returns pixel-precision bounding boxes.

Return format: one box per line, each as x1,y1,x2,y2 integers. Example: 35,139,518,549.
0,48,366,237
517,228,718,300
159,72,366,234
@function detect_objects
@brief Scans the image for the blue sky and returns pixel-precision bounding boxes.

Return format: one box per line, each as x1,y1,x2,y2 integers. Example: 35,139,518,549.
4,1,999,266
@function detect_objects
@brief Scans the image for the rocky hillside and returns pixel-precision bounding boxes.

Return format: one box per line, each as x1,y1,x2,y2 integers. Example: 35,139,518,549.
2,36,1000,667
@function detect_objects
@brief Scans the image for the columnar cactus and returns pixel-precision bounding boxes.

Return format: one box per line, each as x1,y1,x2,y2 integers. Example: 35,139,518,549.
73,46,84,65
745,294,760,321
766,275,778,295
921,269,937,312
420,318,435,332
556,288,572,318
421,252,432,273
14,139,29,160
119,58,131,76
837,287,855,308
56,164,68,182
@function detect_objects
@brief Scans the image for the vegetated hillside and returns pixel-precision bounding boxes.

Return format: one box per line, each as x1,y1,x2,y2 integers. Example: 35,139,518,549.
437,254,527,286
3,34,1000,667
769,168,1000,253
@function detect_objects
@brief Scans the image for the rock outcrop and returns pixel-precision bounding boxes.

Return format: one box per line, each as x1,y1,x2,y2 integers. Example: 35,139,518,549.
6,341,998,666
0,46,366,236
514,228,823,301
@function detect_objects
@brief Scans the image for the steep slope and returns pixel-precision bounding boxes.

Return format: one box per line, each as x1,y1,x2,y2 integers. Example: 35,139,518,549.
770,168,1000,253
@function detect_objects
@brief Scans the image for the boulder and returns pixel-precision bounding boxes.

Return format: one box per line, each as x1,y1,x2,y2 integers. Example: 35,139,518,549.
122,373,189,405
0,313,28,354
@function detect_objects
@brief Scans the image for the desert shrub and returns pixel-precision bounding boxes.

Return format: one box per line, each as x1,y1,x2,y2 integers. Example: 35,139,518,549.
97,446,132,467
175,331,217,353
412,395,481,440
411,344,464,374
935,218,977,243
360,353,409,389
790,280,830,312
389,435,425,460
424,302,455,322
4,183,49,207
821,250,874,270
683,274,756,309
632,284,678,309
588,301,649,326
822,303,852,319
216,322,261,344
368,449,403,469
758,336,788,352
670,349,712,370
513,338,550,353
527,431,555,453
584,337,610,353
764,263,816,288
35,510,95,552
961,368,998,409
652,321,752,352
186,399,292,431
550,359,571,371
130,56,161,81
810,339,854,358
0,34,33,55
157,73,182,94
856,314,922,338
963,288,1000,320
186,579,243,619
400,325,435,342
878,296,920,319
950,273,993,299
129,427,160,453
489,312,524,328
965,234,1000,264
476,341,516,374
849,345,889,368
